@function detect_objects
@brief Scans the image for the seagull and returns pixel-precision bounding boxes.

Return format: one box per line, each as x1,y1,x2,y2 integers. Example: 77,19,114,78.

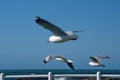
42,54,75,70
34,16,84,43
89,56,110,67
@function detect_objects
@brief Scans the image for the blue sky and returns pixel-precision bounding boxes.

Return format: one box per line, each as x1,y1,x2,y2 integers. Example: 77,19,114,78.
0,0,120,69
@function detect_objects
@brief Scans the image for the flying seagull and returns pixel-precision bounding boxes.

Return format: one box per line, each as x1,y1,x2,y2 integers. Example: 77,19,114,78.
42,54,75,70
89,56,110,67
34,16,83,43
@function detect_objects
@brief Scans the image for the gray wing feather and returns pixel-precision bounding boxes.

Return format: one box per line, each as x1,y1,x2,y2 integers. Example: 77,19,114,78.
54,55,64,59
89,56,99,63
54,55,74,70
35,16,67,36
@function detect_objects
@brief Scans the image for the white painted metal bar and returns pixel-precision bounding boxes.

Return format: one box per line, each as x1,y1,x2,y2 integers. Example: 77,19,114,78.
97,71,101,80
6,74,48,78
54,74,96,77
0,71,120,80
0,73,4,80
48,72,52,80
102,74,120,78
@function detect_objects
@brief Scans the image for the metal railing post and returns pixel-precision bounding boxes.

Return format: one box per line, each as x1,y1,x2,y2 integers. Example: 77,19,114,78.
97,71,101,80
0,73,4,80
48,72,52,80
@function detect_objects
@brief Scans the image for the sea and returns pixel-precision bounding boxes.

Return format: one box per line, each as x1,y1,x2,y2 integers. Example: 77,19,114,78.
0,69,120,80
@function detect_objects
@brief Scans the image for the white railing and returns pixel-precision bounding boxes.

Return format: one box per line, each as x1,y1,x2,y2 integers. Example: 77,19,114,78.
0,71,120,80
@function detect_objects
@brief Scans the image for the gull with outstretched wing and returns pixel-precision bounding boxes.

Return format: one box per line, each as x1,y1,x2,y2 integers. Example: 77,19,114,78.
89,56,110,67
42,54,74,70
35,16,83,43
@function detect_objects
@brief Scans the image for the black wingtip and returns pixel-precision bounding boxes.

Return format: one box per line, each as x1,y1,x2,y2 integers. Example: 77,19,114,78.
73,30,84,33
106,56,111,59
42,59,47,64
34,16,43,24
34,16,40,20
72,67,75,71
101,64,105,67
34,16,49,24
67,62,75,71
89,56,92,58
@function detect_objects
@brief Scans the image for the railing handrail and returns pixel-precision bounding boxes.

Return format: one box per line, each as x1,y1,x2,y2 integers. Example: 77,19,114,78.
102,74,120,78
54,74,96,77
5,74,48,78
1,71,120,80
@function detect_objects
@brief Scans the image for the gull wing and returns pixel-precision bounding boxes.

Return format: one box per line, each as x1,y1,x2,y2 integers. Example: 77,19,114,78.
53,55,74,70
45,55,74,70
66,62,74,70
89,56,99,63
35,16,67,36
